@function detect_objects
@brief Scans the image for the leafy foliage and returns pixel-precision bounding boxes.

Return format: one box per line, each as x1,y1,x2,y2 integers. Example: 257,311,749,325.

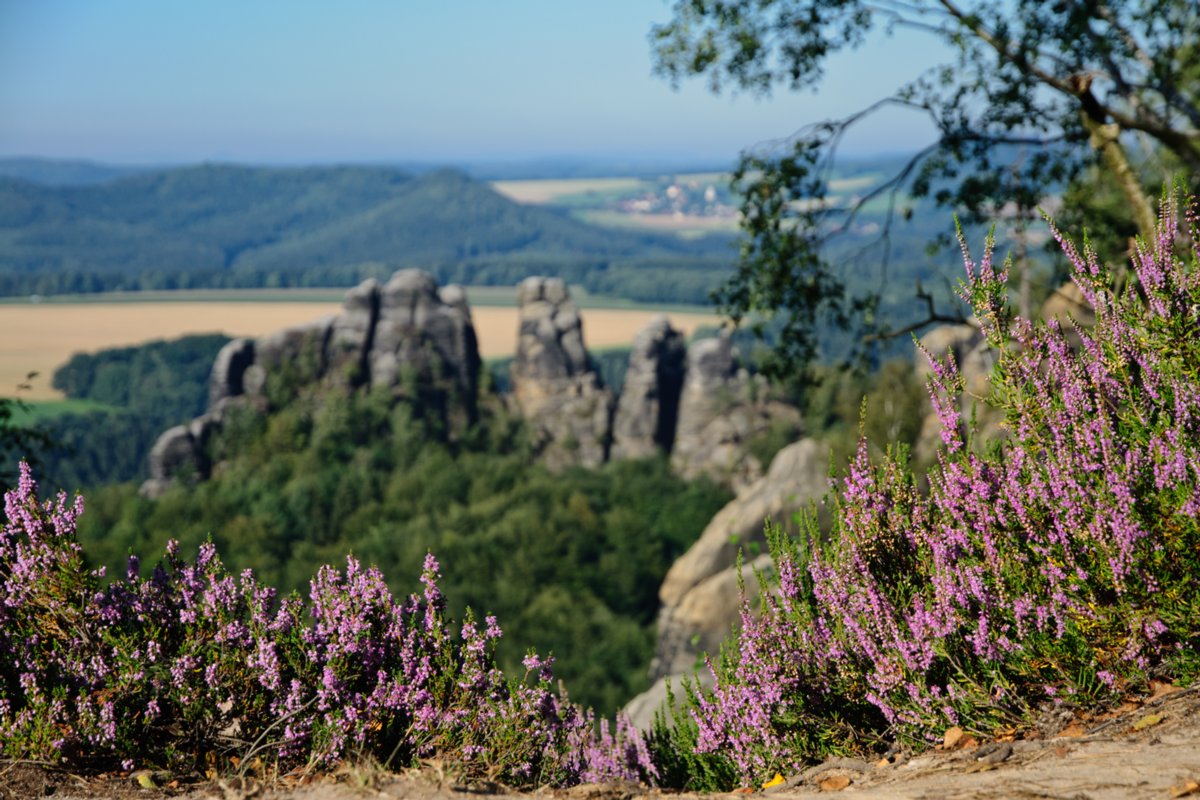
0,396,53,493
7,335,230,491
0,165,732,305
652,0,1200,376
75,389,731,714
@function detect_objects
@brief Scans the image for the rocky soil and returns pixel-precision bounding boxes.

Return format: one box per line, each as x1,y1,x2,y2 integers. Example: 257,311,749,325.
8,684,1199,800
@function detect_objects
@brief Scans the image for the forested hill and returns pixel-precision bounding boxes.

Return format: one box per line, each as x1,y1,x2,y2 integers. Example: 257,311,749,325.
0,163,734,302
0,156,152,186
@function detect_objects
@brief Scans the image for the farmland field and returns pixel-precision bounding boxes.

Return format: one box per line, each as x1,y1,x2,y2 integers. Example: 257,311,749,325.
490,177,645,204
573,209,741,236
5,397,117,425
490,173,743,238
0,295,719,400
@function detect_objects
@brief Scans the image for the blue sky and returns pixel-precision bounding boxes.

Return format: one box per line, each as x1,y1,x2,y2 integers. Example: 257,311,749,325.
0,0,949,166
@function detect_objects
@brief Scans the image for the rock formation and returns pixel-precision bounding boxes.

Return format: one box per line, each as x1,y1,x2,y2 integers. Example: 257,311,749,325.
1040,280,1097,354
623,438,830,729
670,335,802,492
326,277,380,389
140,269,480,498
208,338,256,407
610,316,686,460
146,273,811,496
370,271,481,431
141,425,207,499
652,438,829,677
509,277,613,469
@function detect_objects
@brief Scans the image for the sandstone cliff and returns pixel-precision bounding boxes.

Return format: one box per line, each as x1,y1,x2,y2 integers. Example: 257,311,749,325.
509,277,613,469
624,438,830,729
610,315,686,461
670,334,803,492
141,269,480,498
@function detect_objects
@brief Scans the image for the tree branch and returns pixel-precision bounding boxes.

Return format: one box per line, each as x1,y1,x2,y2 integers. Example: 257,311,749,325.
862,282,968,342
936,0,1200,169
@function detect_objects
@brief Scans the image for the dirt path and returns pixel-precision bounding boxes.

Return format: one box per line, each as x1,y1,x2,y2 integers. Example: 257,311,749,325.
7,687,1199,800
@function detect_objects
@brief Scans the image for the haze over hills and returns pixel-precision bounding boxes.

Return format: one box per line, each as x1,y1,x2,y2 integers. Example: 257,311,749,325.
0,157,154,186
0,155,739,186
0,161,736,303
0,154,1038,346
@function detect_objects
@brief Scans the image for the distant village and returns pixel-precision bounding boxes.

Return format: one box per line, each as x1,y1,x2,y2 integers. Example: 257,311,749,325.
617,178,739,220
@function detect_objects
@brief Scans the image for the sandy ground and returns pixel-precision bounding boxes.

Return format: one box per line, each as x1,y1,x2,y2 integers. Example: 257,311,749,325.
7,685,1198,800
0,303,718,400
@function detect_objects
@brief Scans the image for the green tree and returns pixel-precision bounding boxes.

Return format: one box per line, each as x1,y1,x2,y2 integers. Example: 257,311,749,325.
652,0,1200,378
0,374,54,491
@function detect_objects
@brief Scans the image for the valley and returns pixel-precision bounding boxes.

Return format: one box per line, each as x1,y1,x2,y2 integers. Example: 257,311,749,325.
0,290,718,400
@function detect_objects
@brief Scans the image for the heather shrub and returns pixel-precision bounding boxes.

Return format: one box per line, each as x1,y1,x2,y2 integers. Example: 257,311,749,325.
651,192,1200,788
0,463,656,787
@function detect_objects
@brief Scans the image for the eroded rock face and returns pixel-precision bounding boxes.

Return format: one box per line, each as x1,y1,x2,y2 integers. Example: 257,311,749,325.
326,278,380,389
621,670,716,733
208,338,255,407
1040,280,1096,354
248,315,338,398
653,552,775,680
610,316,686,461
1040,280,1095,328
913,285,1097,465
624,550,778,731
142,270,481,495
370,270,481,431
509,277,613,469
649,438,829,687
670,335,802,492
658,438,828,610
139,425,206,499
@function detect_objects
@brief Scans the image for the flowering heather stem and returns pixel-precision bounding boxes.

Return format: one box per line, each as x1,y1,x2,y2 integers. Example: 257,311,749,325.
661,190,1200,787
1,462,653,787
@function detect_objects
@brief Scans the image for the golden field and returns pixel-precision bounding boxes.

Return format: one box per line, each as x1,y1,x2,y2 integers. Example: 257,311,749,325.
490,177,644,204
0,301,719,400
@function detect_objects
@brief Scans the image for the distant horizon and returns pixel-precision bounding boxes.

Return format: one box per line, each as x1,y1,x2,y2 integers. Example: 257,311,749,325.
0,150,922,179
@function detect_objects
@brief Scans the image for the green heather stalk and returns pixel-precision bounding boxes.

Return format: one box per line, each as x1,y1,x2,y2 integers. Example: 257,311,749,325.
657,190,1200,788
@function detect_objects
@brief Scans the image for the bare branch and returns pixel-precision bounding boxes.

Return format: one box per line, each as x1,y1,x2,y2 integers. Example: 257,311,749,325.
862,282,968,342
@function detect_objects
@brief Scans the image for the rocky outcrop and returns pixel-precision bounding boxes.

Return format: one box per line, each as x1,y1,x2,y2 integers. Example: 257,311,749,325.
145,272,807,504
140,270,480,497
1040,280,1095,328
912,285,1097,465
610,316,686,460
622,670,716,733
653,552,776,682
670,335,802,492
208,338,255,407
625,438,829,728
623,439,828,729
370,271,481,431
140,424,208,499
249,315,338,396
1040,280,1096,353
509,277,613,469
326,278,380,389
657,438,829,612
649,438,829,683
